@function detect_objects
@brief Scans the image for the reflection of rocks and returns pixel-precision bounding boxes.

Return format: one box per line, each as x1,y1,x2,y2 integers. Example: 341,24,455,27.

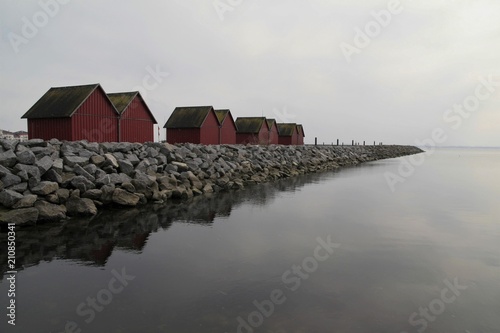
0,172,335,274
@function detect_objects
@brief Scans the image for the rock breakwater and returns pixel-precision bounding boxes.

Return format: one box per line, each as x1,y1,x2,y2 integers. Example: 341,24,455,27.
0,139,423,225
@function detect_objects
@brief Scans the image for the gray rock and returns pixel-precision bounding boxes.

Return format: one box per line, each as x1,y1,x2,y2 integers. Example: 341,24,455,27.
35,201,67,221
8,182,28,193
80,141,100,153
43,169,63,184
16,150,36,165
172,161,189,172
121,182,136,193
56,189,70,203
63,155,89,167
104,153,119,168
81,189,103,200
15,164,41,182
1,173,22,188
61,142,81,156
71,176,95,193
66,197,97,216
0,165,12,177
83,164,98,176
35,156,54,175
0,189,24,207
45,193,60,204
0,139,19,151
0,150,17,168
126,153,140,166
112,188,140,206
19,139,46,148
0,208,39,225
96,173,131,187
74,164,95,182
12,194,38,209
90,155,105,166
52,158,64,174
118,159,134,175
31,181,59,195
100,185,115,204
203,184,214,193
186,171,203,190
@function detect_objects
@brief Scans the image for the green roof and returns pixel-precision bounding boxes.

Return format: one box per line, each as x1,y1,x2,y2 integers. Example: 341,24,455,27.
22,84,113,119
107,92,158,124
266,118,276,129
214,109,230,124
235,117,267,134
164,106,215,128
277,123,297,136
107,92,138,114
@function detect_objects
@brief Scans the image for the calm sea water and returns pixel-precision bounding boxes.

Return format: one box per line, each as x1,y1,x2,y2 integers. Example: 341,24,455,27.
1,148,500,333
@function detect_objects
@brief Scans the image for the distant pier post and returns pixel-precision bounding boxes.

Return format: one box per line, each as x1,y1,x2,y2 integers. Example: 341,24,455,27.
315,137,317,146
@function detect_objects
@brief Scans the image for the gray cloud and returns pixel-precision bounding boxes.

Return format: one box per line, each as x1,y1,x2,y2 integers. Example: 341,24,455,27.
1,0,499,146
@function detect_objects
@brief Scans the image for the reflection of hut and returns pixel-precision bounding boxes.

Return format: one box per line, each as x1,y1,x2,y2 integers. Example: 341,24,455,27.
214,109,237,144
277,123,299,145
22,84,119,142
266,119,280,145
235,117,270,145
164,106,220,144
107,92,158,143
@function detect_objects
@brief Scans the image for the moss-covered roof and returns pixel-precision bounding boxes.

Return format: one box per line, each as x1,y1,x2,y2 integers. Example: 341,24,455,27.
277,123,297,136
107,92,137,114
164,106,215,128
22,84,108,119
214,109,230,124
266,118,276,130
107,92,158,124
235,117,267,134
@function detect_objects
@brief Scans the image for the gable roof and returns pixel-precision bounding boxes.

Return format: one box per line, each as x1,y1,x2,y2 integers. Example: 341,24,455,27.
214,109,229,124
297,124,305,137
266,118,277,131
235,117,268,134
107,91,158,124
22,83,116,119
277,123,297,137
164,106,216,128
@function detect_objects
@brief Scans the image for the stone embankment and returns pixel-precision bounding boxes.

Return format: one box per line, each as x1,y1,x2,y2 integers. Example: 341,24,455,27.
0,139,423,225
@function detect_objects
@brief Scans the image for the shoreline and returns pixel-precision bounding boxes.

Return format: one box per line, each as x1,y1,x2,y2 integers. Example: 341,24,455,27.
0,139,423,226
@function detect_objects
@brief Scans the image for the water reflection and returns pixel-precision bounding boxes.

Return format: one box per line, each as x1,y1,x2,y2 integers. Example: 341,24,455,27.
0,171,338,274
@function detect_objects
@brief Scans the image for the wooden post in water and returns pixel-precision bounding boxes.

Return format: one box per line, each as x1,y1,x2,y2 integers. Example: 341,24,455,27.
337,139,339,146
352,140,354,146
315,137,317,146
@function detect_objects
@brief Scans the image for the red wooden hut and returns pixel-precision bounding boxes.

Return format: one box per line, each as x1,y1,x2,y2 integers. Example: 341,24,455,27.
296,124,305,145
266,119,280,145
277,123,299,145
107,92,158,143
22,84,119,142
235,117,270,145
164,106,220,144
214,109,237,144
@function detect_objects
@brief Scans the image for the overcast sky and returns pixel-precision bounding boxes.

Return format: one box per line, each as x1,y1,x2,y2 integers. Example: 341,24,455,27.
1,0,499,146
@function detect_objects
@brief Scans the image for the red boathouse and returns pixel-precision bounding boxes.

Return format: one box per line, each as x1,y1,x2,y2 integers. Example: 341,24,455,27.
214,109,237,144
107,92,158,143
22,84,119,142
164,106,220,144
